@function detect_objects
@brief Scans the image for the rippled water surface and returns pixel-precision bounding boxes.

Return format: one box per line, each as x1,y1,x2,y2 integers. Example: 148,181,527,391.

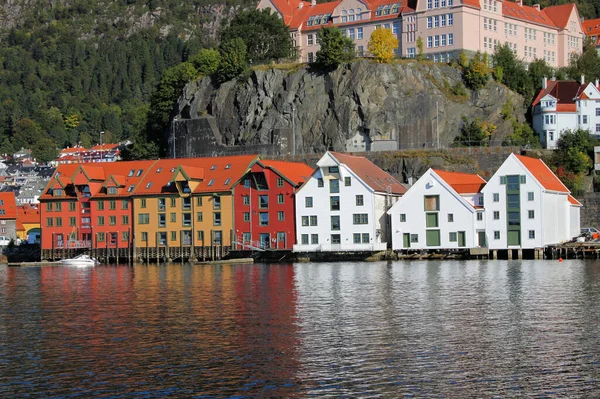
1,260,600,398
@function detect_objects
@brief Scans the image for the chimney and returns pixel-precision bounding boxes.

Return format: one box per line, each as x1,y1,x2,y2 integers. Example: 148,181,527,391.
596,78,599,87
516,0,522,6
533,4,540,11
581,74,585,85
299,1,303,8
542,76,547,89
311,0,315,5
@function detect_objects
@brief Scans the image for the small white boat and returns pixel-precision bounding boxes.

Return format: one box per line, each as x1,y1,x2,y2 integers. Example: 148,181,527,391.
61,254,99,267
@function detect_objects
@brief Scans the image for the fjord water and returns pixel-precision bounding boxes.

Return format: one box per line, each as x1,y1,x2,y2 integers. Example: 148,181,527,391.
0,261,599,398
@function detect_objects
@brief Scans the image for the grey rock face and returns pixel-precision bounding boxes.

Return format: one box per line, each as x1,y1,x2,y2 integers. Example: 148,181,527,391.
176,60,526,152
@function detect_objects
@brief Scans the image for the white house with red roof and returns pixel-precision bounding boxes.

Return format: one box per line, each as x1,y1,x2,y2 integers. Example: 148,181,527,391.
532,76,600,149
387,168,486,250
258,0,582,65
293,151,406,252
582,18,600,52
482,153,580,250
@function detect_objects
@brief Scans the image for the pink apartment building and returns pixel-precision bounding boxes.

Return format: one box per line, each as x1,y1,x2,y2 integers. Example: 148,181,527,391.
258,0,583,67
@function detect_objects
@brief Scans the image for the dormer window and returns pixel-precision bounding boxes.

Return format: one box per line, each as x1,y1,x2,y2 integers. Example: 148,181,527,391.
329,166,339,173
307,16,315,26
54,189,63,197
128,185,135,192
322,14,330,24
383,4,391,15
375,5,384,16
392,3,399,13
108,187,117,195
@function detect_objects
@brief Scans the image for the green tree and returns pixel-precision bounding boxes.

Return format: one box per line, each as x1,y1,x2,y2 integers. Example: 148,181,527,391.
463,52,489,90
217,38,248,83
417,37,424,62
454,117,495,146
566,38,600,83
367,28,398,63
221,9,294,64
315,27,354,69
528,59,554,92
190,48,221,76
552,129,594,175
493,44,533,99
31,137,58,163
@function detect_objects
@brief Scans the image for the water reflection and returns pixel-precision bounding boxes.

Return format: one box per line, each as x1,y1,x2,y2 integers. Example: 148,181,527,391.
0,260,598,397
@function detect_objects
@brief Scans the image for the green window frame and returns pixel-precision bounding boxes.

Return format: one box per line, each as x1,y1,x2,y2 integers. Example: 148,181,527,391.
426,213,438,228
426,230,441,246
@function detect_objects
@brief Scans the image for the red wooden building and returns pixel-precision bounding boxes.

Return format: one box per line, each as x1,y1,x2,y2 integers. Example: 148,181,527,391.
232,160,313,250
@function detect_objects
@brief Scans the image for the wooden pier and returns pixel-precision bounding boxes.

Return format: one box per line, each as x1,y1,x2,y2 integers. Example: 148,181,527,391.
545,242,600,260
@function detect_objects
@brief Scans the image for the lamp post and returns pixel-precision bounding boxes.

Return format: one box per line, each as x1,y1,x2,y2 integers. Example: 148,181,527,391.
99,131,104,162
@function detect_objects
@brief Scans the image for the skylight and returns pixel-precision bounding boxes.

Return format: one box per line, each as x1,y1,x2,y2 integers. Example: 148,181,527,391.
210,165,217,170
225,164,231,169
136,169,143,177
207,179,214,186
146,182,152,189
224,178,231,185
156,168,162,173
127,185,135,192
128,170,135,177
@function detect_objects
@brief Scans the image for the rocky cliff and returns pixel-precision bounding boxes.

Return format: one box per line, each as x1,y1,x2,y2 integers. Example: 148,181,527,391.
176,60,526,152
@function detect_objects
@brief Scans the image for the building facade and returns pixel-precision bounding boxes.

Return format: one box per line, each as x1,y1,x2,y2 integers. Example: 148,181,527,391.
293,151,406,252
0,192,18,241
232,160,313,250
481,153,580,249
258,0,583,67
387,169,486,250
532,77,600,149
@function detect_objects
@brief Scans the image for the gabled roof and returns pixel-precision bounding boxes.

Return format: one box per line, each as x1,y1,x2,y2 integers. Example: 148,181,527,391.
568,194,583,206
259,160,314,186
431,169,486,194
514,154,569,193
90,143,119,152
582,18,600,45
329,152,406,195
532,80,582,112
0,192,17,219
543,3,577,29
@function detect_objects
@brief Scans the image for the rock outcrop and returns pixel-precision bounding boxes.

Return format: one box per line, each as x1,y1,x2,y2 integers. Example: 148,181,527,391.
176,60,526,152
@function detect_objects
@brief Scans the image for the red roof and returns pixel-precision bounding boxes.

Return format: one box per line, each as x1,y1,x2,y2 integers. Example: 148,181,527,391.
89,143,119,152
259,160,314,186
0,192,17,219
543,3,577,29
582,18,600,44
330,152,406,195
514,154,569,193
532,80,582,113
16,220,24,231
432,169,486,194
17,205,40,224
568,194,583,206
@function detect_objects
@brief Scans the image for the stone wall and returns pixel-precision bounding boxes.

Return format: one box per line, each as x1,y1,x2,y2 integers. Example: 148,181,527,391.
578,193,600,228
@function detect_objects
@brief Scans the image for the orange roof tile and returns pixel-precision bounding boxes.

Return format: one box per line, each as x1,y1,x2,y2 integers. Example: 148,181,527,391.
330,152,406,195
17,205,40,224
582,18,600,44
514,154,569,193
543,3,577,29
90,143,119,151
461,0,480,9
259,160,314,186
568,194,582,206
432,169,486,194
0,192,17,219
502,1,556,28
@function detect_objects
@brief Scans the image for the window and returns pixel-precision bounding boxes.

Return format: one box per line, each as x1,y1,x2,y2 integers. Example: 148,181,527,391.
491,193,500,202
145,182,152,189
424,195,439,211
122,200,129,210
448,14,453,26
344,177,351,186
357,27,363,40
427,36,433,48
410,234,418,243
197,197,203,206
259,212,269,226
400,214,406,222
69,202,76,211
168,198,175,207
213,197,221,210
528,210,534,219
353,233,362,244
54,202,62,212
278,211,284,221
448,33,454,45
427,16,433,29
244,179,251,188
311,234,318,244
141,199,147,208
278,194,284,204
447,214,454,222
158,198,166,211
141,232,148,242
243,196,250,205
330,179,339,193
169,231,176,241
46,203,52,212
109,216,116,226
477,212,483,221
528,230,535,239
331,215,340,231
183,213,191,227
97,232,105,242
317,178,324,187
55,217,62,227
301,234,309,245
434,35,440,47
353,214,368,224
122,215,129,225
426,213,439,227
46,217,53,227
508,212,520,227
97,201,104,210
302,216,309,226
170,213,176,223
197,212,203,222
356,195,364,206
109,200,116,210
307,34,313,46
138,214,150,224
329,166,339,173
330,196,340,211
528,192,534,201
493,211,500,220
158,214,166,227
331,234,341,244
97,216,105,226
69,217,76,226
259,195,268,208
449,232,457,242
214,212,222,226
277,177,284,187
310,215,318,226
305,197,313,208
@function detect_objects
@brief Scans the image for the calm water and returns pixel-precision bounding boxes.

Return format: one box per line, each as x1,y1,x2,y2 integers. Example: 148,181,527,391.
1,260,599,398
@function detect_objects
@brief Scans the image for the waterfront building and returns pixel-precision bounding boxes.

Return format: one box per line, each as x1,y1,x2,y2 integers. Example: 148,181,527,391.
532,77,600,149
482,153,581,250
0,192,18,240
258,0,582,67
293,151,406,252
232,159,313,250
387,168,486,250
16,204,40,243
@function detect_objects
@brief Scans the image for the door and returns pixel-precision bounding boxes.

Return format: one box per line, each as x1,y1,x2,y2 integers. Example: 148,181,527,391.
478,231,486,247
508,230,520,246
403,233,410,248
277,232,286,249
457,231,466,247
259,233,270,249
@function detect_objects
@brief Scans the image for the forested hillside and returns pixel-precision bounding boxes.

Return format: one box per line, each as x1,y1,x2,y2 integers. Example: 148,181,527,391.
0,0,254,161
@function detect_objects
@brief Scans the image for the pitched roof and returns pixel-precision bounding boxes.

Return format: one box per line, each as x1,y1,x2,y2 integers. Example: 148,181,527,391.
17,205,40,224
432,169,486,194
532,80,582,111
259,160,314,186
329,152,406,195
543,3,577,29
502,2,556,28
582,18,600,44
89,143,119,152
514,154,569,193
568,194,583,206
0,192,17,219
